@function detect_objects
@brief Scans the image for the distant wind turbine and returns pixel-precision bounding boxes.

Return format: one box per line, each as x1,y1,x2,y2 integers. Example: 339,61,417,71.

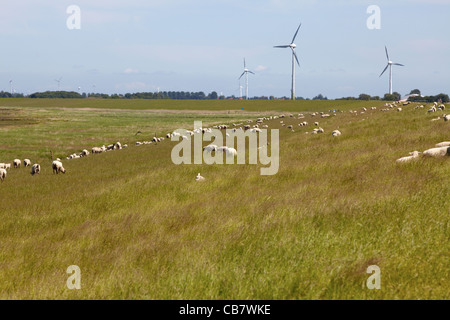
9,80,13,95
238,58,255,100
55,77,62,90
274,23,301,100
379,46,404,95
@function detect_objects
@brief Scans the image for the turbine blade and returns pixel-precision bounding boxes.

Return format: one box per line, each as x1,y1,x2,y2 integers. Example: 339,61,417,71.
244,58,246,68
274,45,290,48
238,72,245,80
248,71,255,75
293,50,300,67
385,46,389,61
393,63,404,66
379,64,389,77
291,23,301,44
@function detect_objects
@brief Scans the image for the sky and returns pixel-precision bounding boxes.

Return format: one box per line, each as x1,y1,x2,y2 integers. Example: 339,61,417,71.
1,0,449,99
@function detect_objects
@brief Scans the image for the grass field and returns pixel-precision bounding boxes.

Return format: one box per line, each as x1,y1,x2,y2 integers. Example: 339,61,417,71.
0,99,448,299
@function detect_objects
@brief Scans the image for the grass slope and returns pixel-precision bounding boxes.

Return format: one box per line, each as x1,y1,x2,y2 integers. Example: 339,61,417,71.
0,100,448,299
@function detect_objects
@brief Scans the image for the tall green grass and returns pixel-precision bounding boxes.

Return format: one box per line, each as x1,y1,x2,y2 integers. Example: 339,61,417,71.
0,100,448,299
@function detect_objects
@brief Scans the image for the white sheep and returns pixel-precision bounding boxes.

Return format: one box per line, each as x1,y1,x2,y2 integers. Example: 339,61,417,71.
443,114,449,122
13,159,22,168
81,149,90,157
396,151,421,163
435,142,450,147
332,130,341,137
52,160,66,174
31,164,41,175
203,144,217,153
5,163,11,170
397,107,402,112
422,146,450,158
0,168,6,183
114,142,122,150
92,146,104,154
23,159,31,167
195,173,205,182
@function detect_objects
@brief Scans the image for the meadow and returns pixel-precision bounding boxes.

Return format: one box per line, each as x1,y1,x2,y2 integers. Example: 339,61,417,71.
0,98,448,299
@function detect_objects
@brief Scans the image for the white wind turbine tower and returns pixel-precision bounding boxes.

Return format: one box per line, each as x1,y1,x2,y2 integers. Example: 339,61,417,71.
9,80,13,95
55,77,62,90
274,23,301,100
238,58,255,100
379,46,404,95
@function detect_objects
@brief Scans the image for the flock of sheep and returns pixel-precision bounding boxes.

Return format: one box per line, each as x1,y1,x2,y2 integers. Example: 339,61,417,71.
1,100,448,183
0,159,65,183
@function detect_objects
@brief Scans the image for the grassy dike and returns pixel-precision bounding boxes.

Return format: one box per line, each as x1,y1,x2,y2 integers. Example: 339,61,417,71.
0,99,448,299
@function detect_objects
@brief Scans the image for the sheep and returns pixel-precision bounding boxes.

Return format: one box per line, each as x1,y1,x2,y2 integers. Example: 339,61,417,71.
195,173,205,182
396,151,421,163
397,107,402,112
81,149,90,157
203,144,217,153
435,142,450,148
314,122,319,126
437,104,445,111
287,125,293,129
431,117,441,122
123,144,128,148
225,147,238,157
106,144,115,151
52,160,66,174
427,106,437,113
332,130,341,137
23,159,31,167
443,114,449,122
13,159,22,169
0,168,6,183
31,164,41,175
422,146,450,158
92,146,105,154
0,163,5,169
5,163,11,170
136,142,143,146
114,142,122,150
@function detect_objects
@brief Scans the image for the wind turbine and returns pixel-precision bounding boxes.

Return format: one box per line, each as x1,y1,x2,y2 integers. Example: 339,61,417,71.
9,80,13,95
238,58,255,100
379,46,404,95
55,77,62,91
274,23,301,100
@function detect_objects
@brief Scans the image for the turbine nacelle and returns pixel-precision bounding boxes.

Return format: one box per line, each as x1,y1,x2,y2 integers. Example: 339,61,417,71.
290,43,296,49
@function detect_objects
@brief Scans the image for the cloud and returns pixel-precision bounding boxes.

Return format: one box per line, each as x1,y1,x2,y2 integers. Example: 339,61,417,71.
124,68,139,74
255,65,268,72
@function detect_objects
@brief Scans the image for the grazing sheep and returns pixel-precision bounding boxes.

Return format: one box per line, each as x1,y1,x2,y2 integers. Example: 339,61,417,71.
52,160,66,174
437,104,445,111
443,114,449,122
203,144,217,153
0,168,6,183
431,117,441,122
31,164,41,175
136,142,143,146
106,144,115,151
332,130,341,137
23,159,31,167
435,142,450,148
114,142,122,150
123,144,128,148
427,106,437,113
195,173,205,182
422,146,450,158
1,163,12,170
397,108,402,112
314,122,319,126
287,125,293,129
396,151,421,163
13,159,22,168
225,147,238,157
81,149,90,157
92,146,105,154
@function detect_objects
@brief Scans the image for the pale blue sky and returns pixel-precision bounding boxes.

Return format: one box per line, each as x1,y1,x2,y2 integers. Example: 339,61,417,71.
1,0,449,99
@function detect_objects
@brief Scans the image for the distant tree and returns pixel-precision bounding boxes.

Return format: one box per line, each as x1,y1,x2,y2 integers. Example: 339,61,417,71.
383,92,401,101
208,91,218,100
358,93,371,100
409,89,421,95
370,96,380,100
312,94,327,100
